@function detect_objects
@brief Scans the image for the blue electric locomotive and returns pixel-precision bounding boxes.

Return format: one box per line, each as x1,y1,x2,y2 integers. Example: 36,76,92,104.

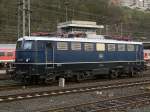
14,35,145,83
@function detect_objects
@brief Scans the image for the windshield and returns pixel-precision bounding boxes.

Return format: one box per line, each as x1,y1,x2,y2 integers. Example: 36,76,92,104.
16,40,34,50
23,41,33,50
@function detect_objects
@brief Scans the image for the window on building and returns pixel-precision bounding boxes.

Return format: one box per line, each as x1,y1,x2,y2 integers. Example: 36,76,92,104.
96,43,105,51
84,43,94,51
71,42,81,50
118,44,125,51
57,42,68,50
107,44,116,51
127,44,135,51
0,52,5,56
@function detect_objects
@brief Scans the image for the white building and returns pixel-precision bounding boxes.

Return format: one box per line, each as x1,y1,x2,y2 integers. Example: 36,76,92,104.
110,0,150,10
57,20,104,35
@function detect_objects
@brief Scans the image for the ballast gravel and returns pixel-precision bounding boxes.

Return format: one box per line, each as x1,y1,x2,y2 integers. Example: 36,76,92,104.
0,83,147,112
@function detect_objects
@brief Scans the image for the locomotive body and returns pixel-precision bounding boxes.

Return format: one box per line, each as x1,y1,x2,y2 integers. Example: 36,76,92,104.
14,36,145,83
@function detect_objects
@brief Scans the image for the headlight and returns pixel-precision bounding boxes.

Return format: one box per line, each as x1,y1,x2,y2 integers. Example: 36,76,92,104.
26,58,30,62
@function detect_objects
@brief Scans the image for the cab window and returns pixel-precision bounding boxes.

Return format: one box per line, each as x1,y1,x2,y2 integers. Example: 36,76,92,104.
16,41,22,49
23,41,33,50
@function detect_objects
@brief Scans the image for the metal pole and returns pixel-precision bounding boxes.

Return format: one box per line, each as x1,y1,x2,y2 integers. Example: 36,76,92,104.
17,0,21,38
65,1,69,22
23,0,26,37
28,0,31,36
72,8,74,19
65,6,68,21
106,25,109,35
121,23,123,38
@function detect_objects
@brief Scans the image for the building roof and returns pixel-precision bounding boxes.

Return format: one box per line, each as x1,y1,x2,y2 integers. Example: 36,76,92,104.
57,20,103,29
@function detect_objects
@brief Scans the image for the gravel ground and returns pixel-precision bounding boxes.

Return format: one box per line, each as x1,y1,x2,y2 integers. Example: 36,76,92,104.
0,70,149,112
0,83,148,112
129,106,150,112
0,75,150,97
0,70,8,80
0,69,149,97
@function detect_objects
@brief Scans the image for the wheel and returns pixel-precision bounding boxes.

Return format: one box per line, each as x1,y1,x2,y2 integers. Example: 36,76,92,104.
109,70,119,79
76,73,85,82
129,68,134,77
22,77,30,85
136,71,144,77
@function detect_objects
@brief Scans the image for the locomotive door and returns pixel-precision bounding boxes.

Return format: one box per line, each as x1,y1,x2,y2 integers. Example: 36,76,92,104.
136,45,138,61
45,42,54,68
136,45,142,63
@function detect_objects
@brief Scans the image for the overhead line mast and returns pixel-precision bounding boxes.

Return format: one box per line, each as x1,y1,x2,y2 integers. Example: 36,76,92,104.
17,0,31,38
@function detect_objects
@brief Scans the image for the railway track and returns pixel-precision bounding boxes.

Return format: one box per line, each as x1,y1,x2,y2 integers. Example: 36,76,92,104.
0,70,149,91
0,75,146,91
44,92,150,112
0,80,22,91
0,85,23,91
0,77,150,103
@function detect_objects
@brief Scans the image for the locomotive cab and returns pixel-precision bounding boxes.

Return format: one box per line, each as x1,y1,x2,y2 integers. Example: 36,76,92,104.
15,40,36,81
15,38,55,83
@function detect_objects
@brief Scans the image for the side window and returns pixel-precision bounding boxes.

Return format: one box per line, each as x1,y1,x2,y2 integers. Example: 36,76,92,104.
16,41,22,49
127,44,135,51
71,42,81,51
107,44,116,51
84,43,94,51
57,42,68,50
96,43,105,51
7,52,13,56
118,44,125,51
0,52,4,56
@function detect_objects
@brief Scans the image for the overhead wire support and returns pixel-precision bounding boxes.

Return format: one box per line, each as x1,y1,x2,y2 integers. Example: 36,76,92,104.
17,0,22,39
23,0,26,37
17,0,31,37
65,0,69,22
28,0,31,36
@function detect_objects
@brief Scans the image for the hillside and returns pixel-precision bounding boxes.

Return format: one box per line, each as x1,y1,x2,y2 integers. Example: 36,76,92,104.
0,0,150,43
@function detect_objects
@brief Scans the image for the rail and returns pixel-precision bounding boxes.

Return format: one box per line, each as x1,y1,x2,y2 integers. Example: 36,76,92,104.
0,78,150,103
44,92,150,112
